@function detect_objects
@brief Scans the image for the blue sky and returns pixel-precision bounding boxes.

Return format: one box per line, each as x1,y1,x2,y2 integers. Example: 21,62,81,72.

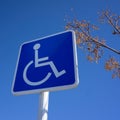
0,0,120,120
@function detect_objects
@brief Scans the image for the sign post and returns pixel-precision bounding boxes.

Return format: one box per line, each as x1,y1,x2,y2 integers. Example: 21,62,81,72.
38,92,49,120
12,30,79,120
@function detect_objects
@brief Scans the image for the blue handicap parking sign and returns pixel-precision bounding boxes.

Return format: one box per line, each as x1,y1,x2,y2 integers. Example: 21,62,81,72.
12,30,79,95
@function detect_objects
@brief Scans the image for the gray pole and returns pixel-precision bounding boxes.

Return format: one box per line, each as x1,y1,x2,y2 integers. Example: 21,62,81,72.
38,91,49,120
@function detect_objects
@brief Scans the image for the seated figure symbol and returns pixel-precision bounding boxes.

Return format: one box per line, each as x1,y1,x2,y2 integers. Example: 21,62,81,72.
23,43,66,86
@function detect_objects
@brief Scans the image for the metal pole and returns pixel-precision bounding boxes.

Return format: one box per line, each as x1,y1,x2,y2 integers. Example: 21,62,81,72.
38,91,49,120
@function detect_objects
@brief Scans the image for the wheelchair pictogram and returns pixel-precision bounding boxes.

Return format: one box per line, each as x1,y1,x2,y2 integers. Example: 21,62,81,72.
23,43,66,86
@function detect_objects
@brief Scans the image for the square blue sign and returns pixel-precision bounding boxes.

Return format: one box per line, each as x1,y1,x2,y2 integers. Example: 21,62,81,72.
12,30,79,95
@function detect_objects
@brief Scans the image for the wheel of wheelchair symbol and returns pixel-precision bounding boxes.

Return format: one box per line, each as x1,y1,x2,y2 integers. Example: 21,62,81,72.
23,60,52,86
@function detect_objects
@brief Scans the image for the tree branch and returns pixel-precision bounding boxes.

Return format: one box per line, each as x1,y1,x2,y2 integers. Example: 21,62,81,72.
66,20,120,55
78,24,120,55
91,38,120,54
103,11,120,34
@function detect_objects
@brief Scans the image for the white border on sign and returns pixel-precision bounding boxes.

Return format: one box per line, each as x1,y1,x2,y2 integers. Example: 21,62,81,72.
11,30,79,95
